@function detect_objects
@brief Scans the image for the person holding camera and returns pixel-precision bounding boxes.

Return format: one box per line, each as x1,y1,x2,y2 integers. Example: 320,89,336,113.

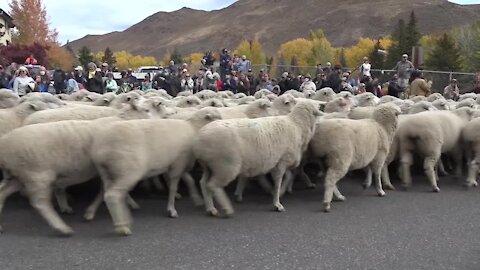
443,78,460,100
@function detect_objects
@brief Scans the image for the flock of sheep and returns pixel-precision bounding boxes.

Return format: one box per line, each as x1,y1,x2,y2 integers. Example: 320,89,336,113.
0,87,479,237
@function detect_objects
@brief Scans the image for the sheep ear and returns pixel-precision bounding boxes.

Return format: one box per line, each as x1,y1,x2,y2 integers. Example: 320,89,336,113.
284,100,290,105
204,113,213,120
86,96,93,102
29,103,38,110
103,98,110,104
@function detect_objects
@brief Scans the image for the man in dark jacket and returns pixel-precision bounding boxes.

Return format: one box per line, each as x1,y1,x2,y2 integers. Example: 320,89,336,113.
278,72,292,94
86,62,104,93
219,48,232,81
387,74,403,97
0,65,11,89
53,67,66,94
326,65,342,93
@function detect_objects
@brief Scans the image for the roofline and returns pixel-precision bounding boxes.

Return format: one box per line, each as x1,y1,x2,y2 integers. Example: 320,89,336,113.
0,9,15,28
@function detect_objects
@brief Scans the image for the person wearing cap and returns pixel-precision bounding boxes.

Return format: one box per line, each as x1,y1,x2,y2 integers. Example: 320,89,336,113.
0,65,11,89
74,66,87,89
86,62,104,93
299,73,316,92
101,63,110,76
13,66,35,97
180,73,194,92
393,54,414,90
443,78,460,100
278,72,292,94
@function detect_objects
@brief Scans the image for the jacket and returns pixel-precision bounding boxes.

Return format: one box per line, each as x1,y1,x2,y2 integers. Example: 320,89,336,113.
409,78,431,97
86,71,104,93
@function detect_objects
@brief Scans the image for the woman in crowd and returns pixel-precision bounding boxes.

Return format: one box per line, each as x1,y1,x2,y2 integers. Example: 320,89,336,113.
66,72,79,94
13,66,35,97
105,72,119,93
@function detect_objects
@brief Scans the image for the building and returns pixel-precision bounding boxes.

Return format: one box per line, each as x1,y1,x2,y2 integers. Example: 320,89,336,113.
0,9,14,46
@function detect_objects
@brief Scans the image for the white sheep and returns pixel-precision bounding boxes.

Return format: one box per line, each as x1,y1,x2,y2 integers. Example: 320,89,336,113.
0,100,50,136
175,95,202,108
197,98,226,108
91,107,222,235
0,102,166,235
217,91,234,99
309,104,400,212
81,92,103,102
233,93,247,99
312,87,335,102
273,94,297,115
193,101,321,218
216,99,276,119
462,117,480,187
432,99,450,111
254,89,274,99
409,96,426,103
176,91,193,97
235,96,255,105
20,92,65,108
398,107,473,191
426,93,445,102
92,92,117,106
283,90,304,98
324,97,351,113
195,89,217,101
23,106,119,125
303,90,316,99
379,95,401,104
355,92,378,107
0,89,20,108
459,93,477,101
456,98,477,109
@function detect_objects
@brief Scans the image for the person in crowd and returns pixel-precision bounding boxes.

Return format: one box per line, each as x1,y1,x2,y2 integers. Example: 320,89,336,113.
104,72,119,93
315,64,323,77
13,66,35,97
53,67,66,94
168,60,176,76
237,72,251,95
326,65,342,92
357,82,366,94
0,65,11,89
86,62,104,93
314,72,327,89
215,73,224,91
340,77,354,93
220,48,232,81
409,70,431,97
38,69,50,93
290,75,302,90
66,72,79,94
443,78,460,100
180,73,194,92
25,54,38,65
363,76,374,93
203,51,215,69
126,68,138,89
256,73,274,92
237,55,251,74
323,62,332,77
118,71,132,93
387,74,403,98
101,63,110,76
360,57,371,82
142,73,153,91
153,70,170,92
299,74,316,92
393,53,414,90
278,72,292,94
223,72,238,93
203,69,217,91
74,66,87,89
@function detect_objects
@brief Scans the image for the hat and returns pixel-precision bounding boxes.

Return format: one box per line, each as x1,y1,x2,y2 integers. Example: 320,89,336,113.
402,54,408,58
282,72,289,78
304,74,312,79
101,62,108,67
18,66,28,72
74,66,83,71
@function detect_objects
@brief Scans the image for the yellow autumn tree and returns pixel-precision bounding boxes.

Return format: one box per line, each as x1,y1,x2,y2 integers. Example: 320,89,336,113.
309,30,335,66
278,38,313,67
233,39,267,65
419,34,440,61
345,37,394,68
93,51,104,64
114,51,157,70
47,45,74,70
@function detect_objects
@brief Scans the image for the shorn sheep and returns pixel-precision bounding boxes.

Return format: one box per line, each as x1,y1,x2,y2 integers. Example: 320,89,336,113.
398,108,474,191
0,100,50,136
309,104,400,212
0,89,20,108
193,101,321,217
0,103,167,235
91,108,222,235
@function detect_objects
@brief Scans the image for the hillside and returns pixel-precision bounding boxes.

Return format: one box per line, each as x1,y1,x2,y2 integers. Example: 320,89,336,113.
67,0,480,58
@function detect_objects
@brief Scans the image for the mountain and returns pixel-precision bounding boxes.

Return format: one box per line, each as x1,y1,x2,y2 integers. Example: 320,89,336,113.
67,0,480,59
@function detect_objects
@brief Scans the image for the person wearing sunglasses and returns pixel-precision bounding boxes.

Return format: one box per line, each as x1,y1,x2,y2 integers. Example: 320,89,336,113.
13,66,35,97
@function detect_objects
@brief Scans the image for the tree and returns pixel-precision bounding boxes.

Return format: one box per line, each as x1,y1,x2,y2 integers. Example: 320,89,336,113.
113,50,158,70
78,46,94,71
47,45,74,70
368,40,386,70
0,43,49,67
309,29,335,66
8,0,58,45
451,21,480,71
102,47,116,66
170,48,183,65
405,11,421,51
338,48,347,68
345,38,377,68
233,39,267,65
386,19,408,68
278,38,313,74
425,33,463,71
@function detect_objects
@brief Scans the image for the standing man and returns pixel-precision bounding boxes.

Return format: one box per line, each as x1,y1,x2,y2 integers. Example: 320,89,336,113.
393,54,414,91
53,67,66,94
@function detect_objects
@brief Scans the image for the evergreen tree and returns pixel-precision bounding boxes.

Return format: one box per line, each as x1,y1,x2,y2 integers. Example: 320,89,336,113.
78,46,94,70
425,33,463,71
405,11,421,50
338,48,347,68
290,56,299,75
369,40,385,69
386,19,407,68
102,47,116,66
170,48,183,65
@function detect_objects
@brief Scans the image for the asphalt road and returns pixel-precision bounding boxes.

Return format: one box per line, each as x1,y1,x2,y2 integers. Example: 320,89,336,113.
1,172,480,270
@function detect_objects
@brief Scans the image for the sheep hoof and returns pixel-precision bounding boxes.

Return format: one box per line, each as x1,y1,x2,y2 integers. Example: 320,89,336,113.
432,187,440,193
175,193,182,200
114,226,132,236
334,195,346,202
83,212,95,222
60,207,75,215
274,203,285,212
306,183,317,189
323,203,331,212
57,226,74,237
234,195,243,203
167,209,179,218
377,190,386,197
206,208,218,217
384,184,396,190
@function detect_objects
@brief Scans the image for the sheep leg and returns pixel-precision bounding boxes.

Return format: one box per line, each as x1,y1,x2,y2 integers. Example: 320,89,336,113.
381,165,395,190
333,185,345,201
165,174,181,218
181,172,203,207
452,148,463,179
54,188,74,215
25,181,73,236
466,149,480,187
199,165,217,216
162,175,182,199
0,179,22,233
437,159,449,176
234,177,248,203
270,166,286,212
257,175,273,194
298,165,316,189
280,170,294,196
323,168,346,212
400,151,414,189
207,180,234,217
362,167,372,189
424,156,441,192
371,160,386,197
84,187,104,221
151,176,166,191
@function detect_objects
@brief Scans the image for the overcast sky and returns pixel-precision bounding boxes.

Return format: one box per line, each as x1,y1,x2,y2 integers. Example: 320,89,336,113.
0,0,478,44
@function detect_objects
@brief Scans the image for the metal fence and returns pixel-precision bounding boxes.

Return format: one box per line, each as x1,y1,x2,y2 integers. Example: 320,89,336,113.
249,64,478,94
